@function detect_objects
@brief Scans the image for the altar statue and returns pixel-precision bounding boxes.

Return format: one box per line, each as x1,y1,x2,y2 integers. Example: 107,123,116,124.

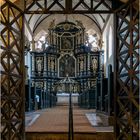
49,19,55,29
92,57,97,72
36,57,42,72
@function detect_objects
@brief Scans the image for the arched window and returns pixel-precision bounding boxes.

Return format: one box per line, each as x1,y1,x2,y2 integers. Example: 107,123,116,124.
85,34,99,51
35,35,49,51
109,26,113,58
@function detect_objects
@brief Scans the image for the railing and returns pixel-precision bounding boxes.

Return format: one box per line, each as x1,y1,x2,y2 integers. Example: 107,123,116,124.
78,89,96,109
68,93,74,140
96,65,114,115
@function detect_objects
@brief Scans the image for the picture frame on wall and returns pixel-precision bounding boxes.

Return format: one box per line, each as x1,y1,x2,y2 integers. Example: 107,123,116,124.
61,36,74,50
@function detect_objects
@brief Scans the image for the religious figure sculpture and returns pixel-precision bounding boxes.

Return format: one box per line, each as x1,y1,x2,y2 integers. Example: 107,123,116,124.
79,57,84,71
62,38,71,50
51,59,55,71
49,19,55,29
36,57,42,74
76,20,84,29
92,57,98,72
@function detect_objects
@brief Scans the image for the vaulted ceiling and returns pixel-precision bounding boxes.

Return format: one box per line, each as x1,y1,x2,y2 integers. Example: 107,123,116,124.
5,0,137,41
25,13,110,41
23,0,112,41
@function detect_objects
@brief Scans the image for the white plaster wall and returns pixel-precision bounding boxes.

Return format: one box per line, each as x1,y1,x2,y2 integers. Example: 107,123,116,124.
102,15,114,77
25,52,31,78
24,23,33,79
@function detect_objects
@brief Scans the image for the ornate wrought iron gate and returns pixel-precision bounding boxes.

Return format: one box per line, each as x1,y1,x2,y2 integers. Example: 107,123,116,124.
0,0,139,140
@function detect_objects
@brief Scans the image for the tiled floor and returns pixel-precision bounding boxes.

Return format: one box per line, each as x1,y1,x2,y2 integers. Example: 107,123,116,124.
86,113,102,126
25,112,40,126
25,105,113,133
85,113,113,132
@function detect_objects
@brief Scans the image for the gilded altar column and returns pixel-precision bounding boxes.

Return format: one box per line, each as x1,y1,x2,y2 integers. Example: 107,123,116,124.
77,58,79,76
55,57,57,76
82,29,85,44
87,53,90,75
56,34,58,46
44,81,47,108
31,53,35,76
44,53,47,76
84,55,86,73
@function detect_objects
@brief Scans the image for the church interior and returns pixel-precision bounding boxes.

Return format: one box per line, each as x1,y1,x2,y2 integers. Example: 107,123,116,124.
1,0,139,140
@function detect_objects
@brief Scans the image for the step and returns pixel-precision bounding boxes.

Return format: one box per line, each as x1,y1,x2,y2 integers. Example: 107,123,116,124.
26,132,114,140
